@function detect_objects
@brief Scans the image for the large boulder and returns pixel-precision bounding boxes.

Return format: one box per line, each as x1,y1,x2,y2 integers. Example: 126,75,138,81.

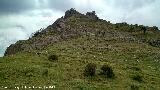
86,11,99,20
64,8,82,19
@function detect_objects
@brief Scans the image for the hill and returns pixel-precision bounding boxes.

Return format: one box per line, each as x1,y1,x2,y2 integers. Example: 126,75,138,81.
0,8,160,90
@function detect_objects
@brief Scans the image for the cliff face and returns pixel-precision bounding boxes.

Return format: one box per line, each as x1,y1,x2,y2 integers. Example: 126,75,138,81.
4,8,160,56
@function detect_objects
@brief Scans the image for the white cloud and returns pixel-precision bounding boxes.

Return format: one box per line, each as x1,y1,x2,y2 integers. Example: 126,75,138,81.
0,9,63,56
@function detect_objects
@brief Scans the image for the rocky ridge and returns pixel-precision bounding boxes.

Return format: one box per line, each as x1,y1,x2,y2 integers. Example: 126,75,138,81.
4,8,160,56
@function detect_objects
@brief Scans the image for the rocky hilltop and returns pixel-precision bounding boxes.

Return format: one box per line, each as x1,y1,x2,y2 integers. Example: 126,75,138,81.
4,8,160,56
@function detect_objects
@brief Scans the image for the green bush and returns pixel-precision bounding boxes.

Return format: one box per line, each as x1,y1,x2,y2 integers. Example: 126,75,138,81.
84,63,96,76
48,54,58,61
140,25,147,35
132,74,143,82
100,64,115,78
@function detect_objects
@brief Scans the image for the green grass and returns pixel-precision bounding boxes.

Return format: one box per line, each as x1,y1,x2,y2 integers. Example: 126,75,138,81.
0,35,160,90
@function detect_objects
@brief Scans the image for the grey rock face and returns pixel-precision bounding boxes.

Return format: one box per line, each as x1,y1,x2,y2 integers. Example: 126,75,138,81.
86,11,99,20
64,8,82,19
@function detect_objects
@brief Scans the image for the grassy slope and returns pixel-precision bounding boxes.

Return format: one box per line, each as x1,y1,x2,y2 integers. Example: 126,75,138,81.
0,15,160,90
0,35,160,90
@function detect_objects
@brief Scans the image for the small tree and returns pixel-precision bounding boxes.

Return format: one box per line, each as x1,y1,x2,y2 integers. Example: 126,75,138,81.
84,63,96,76
152,26,159,31
31,28,44,37
140,26,147,35
135,24,138,28
129,26,134,33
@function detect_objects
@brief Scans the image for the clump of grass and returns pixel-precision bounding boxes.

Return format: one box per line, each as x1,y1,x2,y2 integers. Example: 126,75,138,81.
100,64,115,78
26,72,34,77
48,54,58,62
84,63,96,76
42,69,49,77
131,84,139,90
0,71,7,80
131,67,141,71
22,67,35,77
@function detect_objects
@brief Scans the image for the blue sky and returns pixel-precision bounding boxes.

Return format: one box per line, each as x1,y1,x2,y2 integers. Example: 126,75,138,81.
0,0,160,56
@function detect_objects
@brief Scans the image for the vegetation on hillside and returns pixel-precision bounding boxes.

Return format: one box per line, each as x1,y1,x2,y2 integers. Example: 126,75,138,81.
1,8,160,90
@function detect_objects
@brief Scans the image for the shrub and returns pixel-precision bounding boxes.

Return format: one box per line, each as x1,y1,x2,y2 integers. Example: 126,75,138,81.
132,74,143,82
152,26,159,31
149,39,160,47
140,26,147,35
100,64,115,78
48,54,58,62
84,63,96,76
42,69,48,77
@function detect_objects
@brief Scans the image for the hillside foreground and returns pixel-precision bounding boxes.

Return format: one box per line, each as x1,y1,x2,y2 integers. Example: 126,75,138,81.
0,9,160,90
